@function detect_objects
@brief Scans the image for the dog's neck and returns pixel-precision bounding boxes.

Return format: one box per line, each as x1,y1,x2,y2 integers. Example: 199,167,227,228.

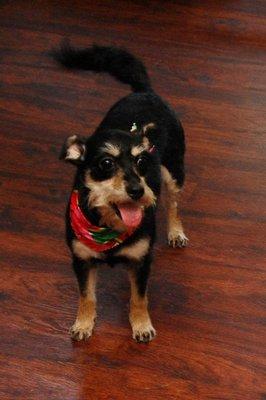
75,185,101,226
74,184,126,232
73,173,145,233
70,190,138,252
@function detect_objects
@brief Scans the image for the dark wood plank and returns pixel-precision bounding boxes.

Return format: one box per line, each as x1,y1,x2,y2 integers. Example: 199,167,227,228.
0,1,265,399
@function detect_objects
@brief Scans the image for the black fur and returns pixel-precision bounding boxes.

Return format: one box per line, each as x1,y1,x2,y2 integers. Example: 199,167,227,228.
55,43,185,316
53,42,152,92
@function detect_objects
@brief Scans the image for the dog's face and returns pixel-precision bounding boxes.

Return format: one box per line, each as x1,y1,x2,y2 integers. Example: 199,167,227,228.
61,127,161,230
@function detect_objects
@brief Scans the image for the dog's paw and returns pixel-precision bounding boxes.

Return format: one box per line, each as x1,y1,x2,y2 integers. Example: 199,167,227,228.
168,230,189,248
132,322,156,343
69,320,95,341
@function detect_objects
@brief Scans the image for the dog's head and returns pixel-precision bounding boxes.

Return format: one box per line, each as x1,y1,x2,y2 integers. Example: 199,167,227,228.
60,124,161,230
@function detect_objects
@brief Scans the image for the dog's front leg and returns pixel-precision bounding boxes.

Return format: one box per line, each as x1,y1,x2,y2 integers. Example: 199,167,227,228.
70,256,97,341
128,256,156,342
161,166,188,248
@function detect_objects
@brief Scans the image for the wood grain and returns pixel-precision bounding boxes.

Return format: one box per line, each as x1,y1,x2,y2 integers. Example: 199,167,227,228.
0,1,265,399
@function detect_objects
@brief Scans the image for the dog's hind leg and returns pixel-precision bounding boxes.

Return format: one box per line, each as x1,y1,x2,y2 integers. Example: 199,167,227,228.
161,165,188,248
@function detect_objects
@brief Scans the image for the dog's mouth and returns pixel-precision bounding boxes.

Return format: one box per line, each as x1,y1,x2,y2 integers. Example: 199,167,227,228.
113,203,143,229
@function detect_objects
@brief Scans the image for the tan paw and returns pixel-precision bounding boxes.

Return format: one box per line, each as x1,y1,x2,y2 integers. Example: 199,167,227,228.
69,320,95,341
131,321,156,343
168,230,189,248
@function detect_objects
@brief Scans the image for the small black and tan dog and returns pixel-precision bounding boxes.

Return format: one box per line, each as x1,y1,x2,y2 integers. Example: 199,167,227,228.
54,43,188,342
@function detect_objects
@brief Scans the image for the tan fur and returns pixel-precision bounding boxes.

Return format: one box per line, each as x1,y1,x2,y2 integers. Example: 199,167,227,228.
116,237,150,260
101,142,120,157
65,135,85,161
131,144,146,157
131,123,157,156
84,170,156,232
85,170,127,209
161,165,188,247
142,122,156,134
66,134,77,145
72,239,102,260
112,170,125,190
128,269,156,342
70,268,97,341
161,165,181,196
86,170,128,231
98,205,126,232
142,136,150,149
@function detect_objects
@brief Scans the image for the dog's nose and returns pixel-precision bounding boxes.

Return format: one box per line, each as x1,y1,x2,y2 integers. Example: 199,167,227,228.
127,184,144,200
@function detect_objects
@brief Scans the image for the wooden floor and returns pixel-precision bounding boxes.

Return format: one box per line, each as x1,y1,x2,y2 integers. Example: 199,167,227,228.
1,1,265,399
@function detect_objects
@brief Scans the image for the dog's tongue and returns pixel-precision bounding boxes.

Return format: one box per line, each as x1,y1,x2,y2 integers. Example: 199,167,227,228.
117,204,142,228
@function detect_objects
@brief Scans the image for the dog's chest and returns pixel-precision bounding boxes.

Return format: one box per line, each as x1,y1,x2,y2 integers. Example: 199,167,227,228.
72,237,150,263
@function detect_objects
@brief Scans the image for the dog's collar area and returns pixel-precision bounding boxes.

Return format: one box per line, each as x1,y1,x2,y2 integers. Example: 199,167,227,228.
70,191,139,252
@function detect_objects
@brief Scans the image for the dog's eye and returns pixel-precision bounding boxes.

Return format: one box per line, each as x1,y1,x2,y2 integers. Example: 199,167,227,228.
136,156,148,174
99,157,115,171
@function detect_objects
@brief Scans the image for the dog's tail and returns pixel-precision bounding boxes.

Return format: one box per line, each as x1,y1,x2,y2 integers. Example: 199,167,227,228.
53,41,152,93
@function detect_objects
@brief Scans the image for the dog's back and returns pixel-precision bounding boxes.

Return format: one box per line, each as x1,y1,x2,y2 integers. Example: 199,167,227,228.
54,42,185,186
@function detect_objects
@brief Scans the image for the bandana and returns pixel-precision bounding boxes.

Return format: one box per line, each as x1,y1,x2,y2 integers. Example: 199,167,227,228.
70,190,138,252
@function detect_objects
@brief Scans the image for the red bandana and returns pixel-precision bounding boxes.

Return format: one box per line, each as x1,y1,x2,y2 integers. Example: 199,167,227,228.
70,191,138,252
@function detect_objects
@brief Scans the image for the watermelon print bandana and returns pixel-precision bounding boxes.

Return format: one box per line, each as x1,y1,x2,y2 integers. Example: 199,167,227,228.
70,190,139,252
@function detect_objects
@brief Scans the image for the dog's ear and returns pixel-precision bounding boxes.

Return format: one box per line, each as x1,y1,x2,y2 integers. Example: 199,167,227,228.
141,123,157,136
60,135,87,164
139,123,158,152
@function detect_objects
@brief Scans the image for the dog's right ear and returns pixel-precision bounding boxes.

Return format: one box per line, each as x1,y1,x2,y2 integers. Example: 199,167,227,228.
60,135,87,164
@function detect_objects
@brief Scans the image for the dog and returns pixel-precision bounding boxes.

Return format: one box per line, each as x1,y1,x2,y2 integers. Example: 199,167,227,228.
54,43,188,342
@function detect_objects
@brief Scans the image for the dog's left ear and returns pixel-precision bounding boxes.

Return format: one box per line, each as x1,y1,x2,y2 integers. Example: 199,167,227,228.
60,135,87,164
140,123,158,151
141,123,157,136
